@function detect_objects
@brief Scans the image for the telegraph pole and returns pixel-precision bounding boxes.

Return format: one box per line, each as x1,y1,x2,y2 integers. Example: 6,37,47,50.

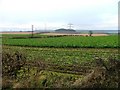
31,25,34,37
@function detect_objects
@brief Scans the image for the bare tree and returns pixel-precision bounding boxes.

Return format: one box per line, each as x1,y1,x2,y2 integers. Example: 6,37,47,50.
89,30,93,36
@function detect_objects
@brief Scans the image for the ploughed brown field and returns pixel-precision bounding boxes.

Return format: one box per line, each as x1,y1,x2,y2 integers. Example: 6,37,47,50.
1,32,109,36
1,32,36,34
42,33,109,36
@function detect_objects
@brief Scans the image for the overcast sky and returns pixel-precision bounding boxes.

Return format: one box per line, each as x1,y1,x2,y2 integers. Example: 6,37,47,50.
0,0,119,30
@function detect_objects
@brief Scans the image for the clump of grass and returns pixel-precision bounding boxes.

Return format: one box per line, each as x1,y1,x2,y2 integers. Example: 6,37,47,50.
2,50,47,89
2,51,26,78
14,70,83,88
72,57,119,88
2,50,26,89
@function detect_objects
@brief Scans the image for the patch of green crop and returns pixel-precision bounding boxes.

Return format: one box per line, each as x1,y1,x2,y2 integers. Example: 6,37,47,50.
3,46,118,66
3,35,118,48
2,46,119,88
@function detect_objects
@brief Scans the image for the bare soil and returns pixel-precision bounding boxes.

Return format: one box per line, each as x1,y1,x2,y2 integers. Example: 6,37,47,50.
1,32,109,36
1,32,36,34
42,33,109,36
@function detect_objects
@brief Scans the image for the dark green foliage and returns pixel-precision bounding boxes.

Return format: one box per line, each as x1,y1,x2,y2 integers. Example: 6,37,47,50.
2,51,26,78
75,57,120,88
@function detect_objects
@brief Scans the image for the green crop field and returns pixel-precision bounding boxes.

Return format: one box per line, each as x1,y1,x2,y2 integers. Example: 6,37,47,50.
2,34,119,88
3,46,118,65
3,35,118,48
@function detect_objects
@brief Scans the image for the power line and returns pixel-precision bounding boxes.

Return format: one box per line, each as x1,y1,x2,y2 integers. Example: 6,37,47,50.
68,23,73,30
